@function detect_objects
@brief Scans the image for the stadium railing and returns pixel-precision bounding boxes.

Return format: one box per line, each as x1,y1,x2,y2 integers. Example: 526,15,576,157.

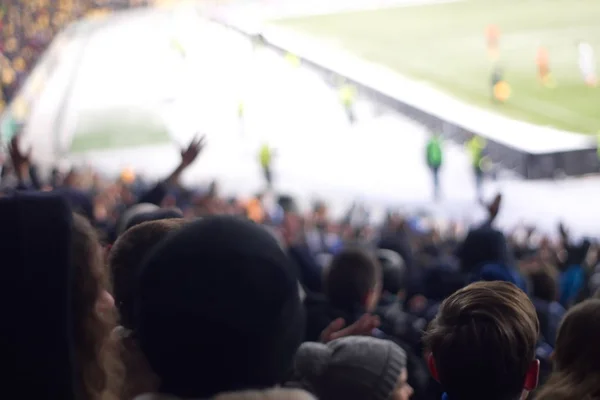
210,12,599,180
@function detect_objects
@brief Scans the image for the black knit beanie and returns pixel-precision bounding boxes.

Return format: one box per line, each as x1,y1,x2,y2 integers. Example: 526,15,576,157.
294,336,407,400
136,216,305,398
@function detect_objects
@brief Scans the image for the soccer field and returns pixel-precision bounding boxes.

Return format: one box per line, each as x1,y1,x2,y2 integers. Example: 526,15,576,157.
275,0,600,134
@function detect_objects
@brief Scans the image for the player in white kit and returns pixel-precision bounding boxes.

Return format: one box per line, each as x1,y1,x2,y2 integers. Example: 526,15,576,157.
578,41,597,87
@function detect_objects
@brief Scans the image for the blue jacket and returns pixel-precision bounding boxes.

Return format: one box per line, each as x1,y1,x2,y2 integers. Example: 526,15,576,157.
559,264,585,307
469,263,529,294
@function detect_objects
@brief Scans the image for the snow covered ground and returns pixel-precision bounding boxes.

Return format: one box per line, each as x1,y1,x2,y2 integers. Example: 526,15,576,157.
27,6,600,237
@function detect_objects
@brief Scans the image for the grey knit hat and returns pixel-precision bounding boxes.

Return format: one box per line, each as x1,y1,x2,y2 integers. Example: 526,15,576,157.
293,336,407,400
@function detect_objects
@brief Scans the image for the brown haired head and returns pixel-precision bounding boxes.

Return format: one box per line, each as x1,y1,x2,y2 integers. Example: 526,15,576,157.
535,299,600,400
424,281,539,400
324,247,382,312
109,218,186,329
70,213,122,400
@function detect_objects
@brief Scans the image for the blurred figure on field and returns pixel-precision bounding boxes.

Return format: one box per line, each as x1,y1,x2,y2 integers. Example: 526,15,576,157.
466,135,489,201
537,46,555,88
486,24,500,61
339,80,357,124
578,41,597,87
238,99,245,135
425,132,443,201
491,65,510,103
258,143,275,188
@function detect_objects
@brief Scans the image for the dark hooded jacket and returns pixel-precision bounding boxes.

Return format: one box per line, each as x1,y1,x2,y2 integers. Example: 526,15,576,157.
0,193,76,400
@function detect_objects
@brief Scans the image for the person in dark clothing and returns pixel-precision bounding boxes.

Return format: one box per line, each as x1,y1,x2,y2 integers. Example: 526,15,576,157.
378,214,415,279
528,268,565,347
109,218,186,330
534,299,600,400
557,223,590,307
305,247,432,400
305,247,382,342
376,250,427,359
456,226,528,294
135,216,305,398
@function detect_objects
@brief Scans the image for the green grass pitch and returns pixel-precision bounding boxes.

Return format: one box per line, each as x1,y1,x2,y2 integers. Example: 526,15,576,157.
70,108,171,153
275,0,600,134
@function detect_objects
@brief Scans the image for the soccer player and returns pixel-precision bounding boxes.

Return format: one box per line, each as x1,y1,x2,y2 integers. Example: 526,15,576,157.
490,65,510,103
339,81,357,124
486,24,500,61
536,46,555,88
426,132,443,201
578,41,597,87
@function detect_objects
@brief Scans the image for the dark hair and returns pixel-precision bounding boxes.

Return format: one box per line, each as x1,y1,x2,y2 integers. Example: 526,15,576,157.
424,281,539,400
109,219,185,329
535,299,600,400
71,213,122,400
324,248,381,311
529,269,558,303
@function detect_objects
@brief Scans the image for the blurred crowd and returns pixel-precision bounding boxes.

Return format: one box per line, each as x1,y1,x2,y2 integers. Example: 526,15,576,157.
0,0,150,113
2,128,600,400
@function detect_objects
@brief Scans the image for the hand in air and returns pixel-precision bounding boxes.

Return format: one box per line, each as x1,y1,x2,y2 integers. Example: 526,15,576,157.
320,313,381,344
180,134,206,168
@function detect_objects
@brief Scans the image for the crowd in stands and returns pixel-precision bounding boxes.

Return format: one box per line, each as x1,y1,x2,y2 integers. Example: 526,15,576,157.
0,0,149,113
1,126,600,400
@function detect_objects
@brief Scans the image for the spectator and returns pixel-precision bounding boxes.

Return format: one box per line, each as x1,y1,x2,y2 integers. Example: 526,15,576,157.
134,216,305,398
457,227,528,293
556,223,590,307
378,213,415,276
109,218,186,330
535,299,600,400
308,247,431,399
304,247,382,341
71,211,123,400
528,268,565,347
292,336,413,400
0,194,122,400
325,247,382,314
109,219,188,399
123,208,183,232
212,389,315,400
424,281,540,400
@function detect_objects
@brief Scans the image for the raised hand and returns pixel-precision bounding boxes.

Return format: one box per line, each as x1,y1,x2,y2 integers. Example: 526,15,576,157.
483,192,502,223
8,135,31,181
180,134,206,169
320,313,381,344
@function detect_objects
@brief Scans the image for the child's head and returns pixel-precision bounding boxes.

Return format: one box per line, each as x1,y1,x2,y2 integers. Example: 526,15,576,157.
293,336,412,400
424,281,539,400
324,248,382,312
